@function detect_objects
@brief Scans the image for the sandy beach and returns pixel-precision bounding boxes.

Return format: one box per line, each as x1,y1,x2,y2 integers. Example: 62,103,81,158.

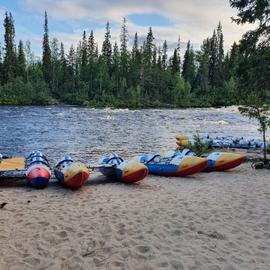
0,162,270,270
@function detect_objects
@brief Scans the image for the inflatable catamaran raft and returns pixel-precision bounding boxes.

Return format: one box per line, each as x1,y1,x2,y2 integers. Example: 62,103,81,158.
176,135,269,150
98,153,148,183
134,151,208,176
0,151,51,188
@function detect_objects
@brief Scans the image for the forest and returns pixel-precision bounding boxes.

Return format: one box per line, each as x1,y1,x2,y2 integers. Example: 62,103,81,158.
0,0,269,108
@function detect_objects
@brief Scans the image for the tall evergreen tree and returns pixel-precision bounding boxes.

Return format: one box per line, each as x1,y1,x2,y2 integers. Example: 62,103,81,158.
88,30,96,59
130,33,141,86
65,45,76,92
50,38,60,95
162,40,168,69
208,30,219,87
0,43,3,84
59,42,67,87
144,27,154,66
102,22,112,66
17,40,26,78
157,47,162,69
182,41,196,86
3,12,16,83
120,17,129,78
216,22,224,84
120,17,128,56
170,48,180,75
112,42,120,96
194,38,211,94
81,30,88,81
132,32,139,60
42,11,52,85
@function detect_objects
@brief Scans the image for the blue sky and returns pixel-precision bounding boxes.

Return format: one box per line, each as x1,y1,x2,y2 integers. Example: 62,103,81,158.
0,0,253,58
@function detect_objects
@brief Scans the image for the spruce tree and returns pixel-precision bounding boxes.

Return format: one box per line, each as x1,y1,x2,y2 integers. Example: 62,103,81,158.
120,18,128,56
3,12,16,83
170,48,180,74
144,27,154,66
132,32,139,60
66,45,76,91
112,42,120,96
177,35,181,72
0,43,3,84
42,11,52,85
130,33,141,86
182,41,196,86
51,38,60,95
81,30,88,81
17,40,26,78
194,38,211,94
157,47,162,69
88,30,96,59
102,22,112,66
120,17,129,77
162,40,167,69
217,22,224,84
208,30,219,88
60,42,67,88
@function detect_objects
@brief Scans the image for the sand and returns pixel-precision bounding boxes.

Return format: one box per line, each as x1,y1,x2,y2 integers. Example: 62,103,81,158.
0,163,270,270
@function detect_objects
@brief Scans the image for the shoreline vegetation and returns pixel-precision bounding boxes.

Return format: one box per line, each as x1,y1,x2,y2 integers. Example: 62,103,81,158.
0,2,269,108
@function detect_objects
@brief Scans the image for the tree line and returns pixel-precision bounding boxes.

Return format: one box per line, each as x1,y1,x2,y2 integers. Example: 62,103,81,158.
0,4,269,107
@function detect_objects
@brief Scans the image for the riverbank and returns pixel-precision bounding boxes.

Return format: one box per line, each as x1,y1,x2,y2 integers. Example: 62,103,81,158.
1,162,269,269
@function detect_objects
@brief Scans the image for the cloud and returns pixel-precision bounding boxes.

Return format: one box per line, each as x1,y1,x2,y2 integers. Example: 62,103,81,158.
18,0,255,56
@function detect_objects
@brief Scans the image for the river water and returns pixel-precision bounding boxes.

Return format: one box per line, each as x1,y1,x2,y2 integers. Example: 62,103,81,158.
0,106,267,164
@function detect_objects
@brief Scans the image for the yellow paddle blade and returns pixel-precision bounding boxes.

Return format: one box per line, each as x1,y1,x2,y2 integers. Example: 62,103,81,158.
0,158,25,171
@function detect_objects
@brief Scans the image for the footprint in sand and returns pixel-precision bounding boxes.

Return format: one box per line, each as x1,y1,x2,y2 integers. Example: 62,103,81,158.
57,231,68,238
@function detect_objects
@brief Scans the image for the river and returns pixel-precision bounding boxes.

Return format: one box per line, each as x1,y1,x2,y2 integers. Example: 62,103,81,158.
0,106,266,164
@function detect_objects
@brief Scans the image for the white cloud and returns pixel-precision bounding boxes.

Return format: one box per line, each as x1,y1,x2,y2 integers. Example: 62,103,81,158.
21,0,255,54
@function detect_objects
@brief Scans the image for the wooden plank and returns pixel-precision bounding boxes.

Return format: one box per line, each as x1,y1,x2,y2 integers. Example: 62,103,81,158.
0,158,25,171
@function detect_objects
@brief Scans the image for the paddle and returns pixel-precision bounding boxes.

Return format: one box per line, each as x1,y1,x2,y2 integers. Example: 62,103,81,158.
87,164,116,170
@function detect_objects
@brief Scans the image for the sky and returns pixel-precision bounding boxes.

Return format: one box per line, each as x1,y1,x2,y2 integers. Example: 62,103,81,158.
0,0,254,58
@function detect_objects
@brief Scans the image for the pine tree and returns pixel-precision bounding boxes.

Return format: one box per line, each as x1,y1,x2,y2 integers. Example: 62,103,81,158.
102,22,112,66
42,11,52,85
3,12,16,83
17,40,26,78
